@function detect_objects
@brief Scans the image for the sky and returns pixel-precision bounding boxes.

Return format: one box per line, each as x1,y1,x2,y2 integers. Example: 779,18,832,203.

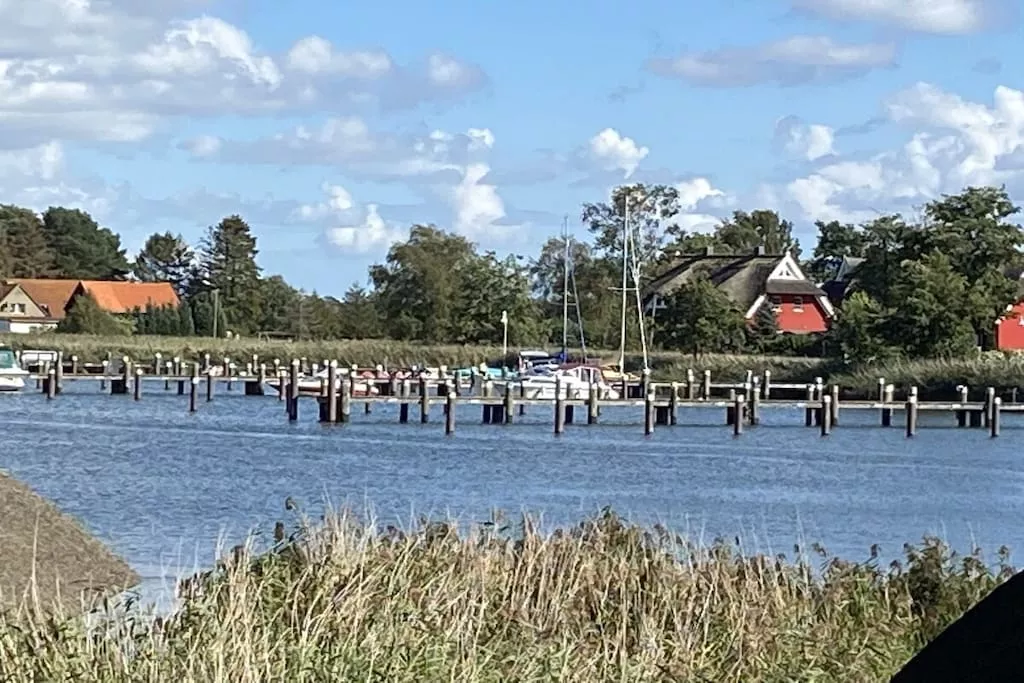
3,0,1024,295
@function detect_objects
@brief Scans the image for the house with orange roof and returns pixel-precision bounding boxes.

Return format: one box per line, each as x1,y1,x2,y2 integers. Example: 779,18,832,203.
0,279,180,333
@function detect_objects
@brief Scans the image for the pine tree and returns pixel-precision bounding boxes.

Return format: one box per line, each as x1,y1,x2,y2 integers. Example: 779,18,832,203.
0,205,55,277
58,294,130,335
178,302,196,336
197,215,262,334
134,232,194,294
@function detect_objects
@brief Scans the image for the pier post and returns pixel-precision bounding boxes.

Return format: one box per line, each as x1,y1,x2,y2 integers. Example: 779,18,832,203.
164,361,172,390
702,370,711,400
100,360,108,391
70,355,79,376
326,362,338,423
420,376,431,423
669,382,679,425
820,395,832,436
733,395,744,436
554,376,565,435
288,359,300,422
518,380,526,415
881,384,894,427
762,370,771,399
804,385,814,426
189,377,198,412
203,353,211,374
727,388,738,425
985,387,996,428
814,377,824,401
54,352,63,394
503,382,514,424
206,368,214,402
992,397,1002,437
749,379,761,425
46,368,56,400
906,396,918,437
134,368,142,401
829,384,840,426
877,377,886,401
588,383,599,424
153,353,161,378
445,384,456,435
227,363,235,391
644,388,655,435
173,357,181,376
399,378,411,424
339,378,351,423
956,385,969,427
686,369,696,400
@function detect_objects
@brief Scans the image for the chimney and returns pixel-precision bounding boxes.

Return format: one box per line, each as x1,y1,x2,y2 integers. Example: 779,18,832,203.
703,246,714,256
754,245,766,256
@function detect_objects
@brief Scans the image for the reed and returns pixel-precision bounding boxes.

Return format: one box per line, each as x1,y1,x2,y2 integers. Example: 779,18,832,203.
834,352,1024,393
0,509,1012,682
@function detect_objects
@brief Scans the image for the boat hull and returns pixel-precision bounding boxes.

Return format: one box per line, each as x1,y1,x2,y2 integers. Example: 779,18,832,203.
0,375,26,392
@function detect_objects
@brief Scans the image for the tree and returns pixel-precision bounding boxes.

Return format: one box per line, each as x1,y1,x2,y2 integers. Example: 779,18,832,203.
178,301,196,336
805,220,867,283
370,225,477,341
134,232,194,293
190,290,228,338
197,215,262,334
58,294,131,335
257,275,302,335
746,302,780,352
884,252,978,358
41,207,130,279
827,291,892,365
581,183,682,272
0,205,55,277
336,285,383,339
715,209,801,259
656,277,747,357
451,251,544,345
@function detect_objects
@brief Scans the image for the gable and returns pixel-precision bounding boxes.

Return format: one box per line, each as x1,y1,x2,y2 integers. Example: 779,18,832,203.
0,281,61,319
766,253,806,281
78,281,180,314
8,279,81,319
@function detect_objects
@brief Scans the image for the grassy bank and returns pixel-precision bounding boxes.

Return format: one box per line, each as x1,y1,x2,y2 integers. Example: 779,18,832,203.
0,509,1012,681
8,333,1024,393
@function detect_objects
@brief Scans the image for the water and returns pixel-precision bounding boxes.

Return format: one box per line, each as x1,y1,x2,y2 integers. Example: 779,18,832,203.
2,380,1024,609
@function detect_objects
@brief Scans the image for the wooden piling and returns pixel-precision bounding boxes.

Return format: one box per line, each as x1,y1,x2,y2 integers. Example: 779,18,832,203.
669,382,679,425
762,370,771,399
588,383,599,424
804,385,814,426
821,395,832,436
702,370,712,400
829,384,840,426
644,389,655,436
686,369,696,400
992,397,1001,437
445,384,456,435
46,368,56,400
206,368,214,402
906,396,918,437
70,355,79,375
54,352,63,394
554,377,565,435
733,395,744,436
326,362,338,423
984,387,996,428
134,368,142,400
189,377,198,412
881,384,894,427
288,360,300,422
503,383,514,424
100,360,108,391
420,376,430,423
339,379,351,423
877,377,886,401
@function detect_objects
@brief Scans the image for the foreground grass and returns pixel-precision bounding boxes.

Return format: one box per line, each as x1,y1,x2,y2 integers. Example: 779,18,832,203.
0,509,1013,682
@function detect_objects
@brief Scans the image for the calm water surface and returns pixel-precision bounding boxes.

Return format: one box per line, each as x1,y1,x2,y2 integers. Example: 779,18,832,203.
2,380,1024,606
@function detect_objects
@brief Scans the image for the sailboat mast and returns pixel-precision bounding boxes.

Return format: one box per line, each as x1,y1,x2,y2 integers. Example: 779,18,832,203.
618,194,629,372
561,215,570,360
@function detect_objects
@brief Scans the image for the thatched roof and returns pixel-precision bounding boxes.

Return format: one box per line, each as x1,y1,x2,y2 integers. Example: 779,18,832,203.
0,472,139,613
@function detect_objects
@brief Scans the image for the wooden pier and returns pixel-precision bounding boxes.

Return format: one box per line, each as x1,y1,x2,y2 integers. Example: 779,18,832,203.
15,352,1023,438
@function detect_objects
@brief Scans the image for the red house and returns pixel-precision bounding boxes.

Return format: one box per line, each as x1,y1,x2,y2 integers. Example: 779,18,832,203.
995,301,1024,350
644,247,834,334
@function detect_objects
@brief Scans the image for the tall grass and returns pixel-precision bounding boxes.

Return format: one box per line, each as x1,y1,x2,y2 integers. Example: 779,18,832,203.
0,509,1012,681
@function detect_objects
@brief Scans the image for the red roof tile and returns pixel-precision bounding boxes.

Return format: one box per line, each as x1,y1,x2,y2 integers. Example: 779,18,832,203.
78,281,179,313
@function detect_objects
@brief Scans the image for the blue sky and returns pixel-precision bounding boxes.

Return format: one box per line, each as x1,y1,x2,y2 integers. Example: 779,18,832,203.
3,0,1023,295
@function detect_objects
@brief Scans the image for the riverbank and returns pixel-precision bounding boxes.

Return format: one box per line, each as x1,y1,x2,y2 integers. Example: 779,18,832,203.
6,333,1024,395
0,508,1008,682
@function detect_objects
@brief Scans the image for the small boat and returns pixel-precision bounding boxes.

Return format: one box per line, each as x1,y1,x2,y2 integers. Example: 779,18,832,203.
264,368,381,397
495,363,620,400
0,346,27,392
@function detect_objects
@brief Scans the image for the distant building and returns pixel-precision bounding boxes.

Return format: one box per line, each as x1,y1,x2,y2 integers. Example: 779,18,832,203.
644,247,835,334
0,279,180,334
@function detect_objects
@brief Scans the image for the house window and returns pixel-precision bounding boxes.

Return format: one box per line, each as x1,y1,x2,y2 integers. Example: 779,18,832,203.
793,296,804,312
0,304,6,312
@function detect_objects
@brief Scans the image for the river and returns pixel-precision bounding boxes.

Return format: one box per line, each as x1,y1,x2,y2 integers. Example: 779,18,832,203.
2,380,1023,608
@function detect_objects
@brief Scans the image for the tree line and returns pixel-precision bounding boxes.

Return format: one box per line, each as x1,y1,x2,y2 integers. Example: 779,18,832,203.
2,185,1022,366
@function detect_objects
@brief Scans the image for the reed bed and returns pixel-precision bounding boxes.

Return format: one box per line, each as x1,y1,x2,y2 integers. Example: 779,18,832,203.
0,509,1011,682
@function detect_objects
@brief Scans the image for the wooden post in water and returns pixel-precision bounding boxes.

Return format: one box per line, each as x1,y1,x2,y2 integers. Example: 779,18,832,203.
906,395,918,437
420,375,431,423
503,382,514,424
762,370,771,399
554,376,565,435
984,387,996,428
326,362,338,423
702,370,712,400
956,384,969,427
881,384,894,427
749,379,760,425
288,359,300,422
669,382,679,425
173,357,181,376
685,369,696,400
46,368,56,399
134,368,142,400
54,352,63,394
206,367,214,402
641,368,651,401
519,380,526,415
70,355,79,376
733,394,744,437
399,378,411,424
189,377,198,412
100,360,108,391
644,388,655,436
588,383,599,424
992,397,1002,437
820,395,832,436
829,384,840,426
814,377,824,401
164,361,172,390
339,378,351,423
203,353,211,374
445,383,456,435
227,363,235,391
804,385,815,426
877,377,886,401
153,353,161,378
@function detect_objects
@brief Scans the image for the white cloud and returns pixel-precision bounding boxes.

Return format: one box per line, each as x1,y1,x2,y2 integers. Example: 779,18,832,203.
647,36,897,87
774,116,836,160
791,0,1008,34
587,128,649,177
782,83,1024,223
448,162,510,236
326,204,404,253
671,177,729,233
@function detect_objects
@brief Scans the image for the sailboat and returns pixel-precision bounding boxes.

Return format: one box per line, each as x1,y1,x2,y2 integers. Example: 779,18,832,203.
600,193,648,389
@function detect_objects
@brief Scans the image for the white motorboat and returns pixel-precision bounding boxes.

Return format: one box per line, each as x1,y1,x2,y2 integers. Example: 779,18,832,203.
0,346,27,392
495,363,620,400
264,367,381,397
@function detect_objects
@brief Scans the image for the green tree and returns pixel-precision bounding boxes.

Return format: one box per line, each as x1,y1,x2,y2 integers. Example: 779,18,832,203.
0,205,56,277
581,183,682,273
370,225,477,341
58,294,131,335
805,220,866,282
884,252,978,358
715,209,801,259
189,290,228,338
178,301,196,336
656,277,747,357
451,251,543,345
746,302,779,352
337,285,383,339
41,207,130,279
197,215,263,334
257,275,302,335
134,232,194,293
827,291,892,365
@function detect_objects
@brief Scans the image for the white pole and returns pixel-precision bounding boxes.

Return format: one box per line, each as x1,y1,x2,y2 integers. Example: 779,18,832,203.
501,310,508,363
618,194,629,373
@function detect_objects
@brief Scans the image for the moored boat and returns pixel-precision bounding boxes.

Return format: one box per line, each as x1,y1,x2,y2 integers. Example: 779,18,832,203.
0,346,27,392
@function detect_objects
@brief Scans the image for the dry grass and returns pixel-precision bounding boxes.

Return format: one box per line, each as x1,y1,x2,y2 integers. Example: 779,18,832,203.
834,352,1024,394
0,508,1012,682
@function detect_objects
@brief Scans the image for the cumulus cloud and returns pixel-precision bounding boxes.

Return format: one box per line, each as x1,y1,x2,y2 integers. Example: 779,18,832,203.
671,177,730,232
647,36,897,87
586,128,649,177
774,116,837,160
326,204,405,253
790,0,1012,34
782,83,1024,223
